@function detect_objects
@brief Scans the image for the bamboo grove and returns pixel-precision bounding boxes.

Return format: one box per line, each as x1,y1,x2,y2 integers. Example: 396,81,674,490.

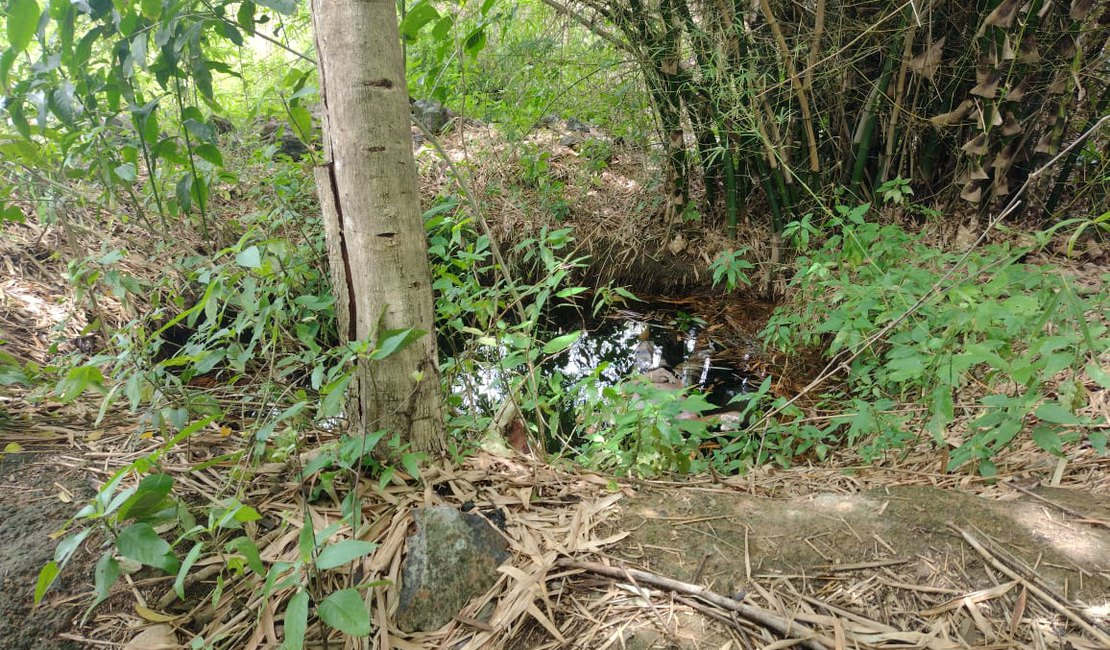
542,0,1108,232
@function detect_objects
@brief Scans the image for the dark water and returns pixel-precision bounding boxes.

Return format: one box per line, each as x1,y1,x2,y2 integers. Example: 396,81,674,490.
443,302,764,436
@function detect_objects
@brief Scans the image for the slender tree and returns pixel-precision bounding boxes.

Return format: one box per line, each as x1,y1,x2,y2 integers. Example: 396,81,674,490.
309,0,445,453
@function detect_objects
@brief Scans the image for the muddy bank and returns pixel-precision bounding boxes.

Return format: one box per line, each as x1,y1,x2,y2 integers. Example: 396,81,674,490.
0,452,95,649
607,483,1110,646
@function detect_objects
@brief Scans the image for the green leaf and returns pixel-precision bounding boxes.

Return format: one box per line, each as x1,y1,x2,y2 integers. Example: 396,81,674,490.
315,540,378,570
235,245,261,269
56,365,106,402
1031,425,1062,454
92,554,120,608
194,143,223,167
1035,402,1080,425
543,331,581,355
370,328,426,360
53,529,91,567
237,1,256,29
174,542,204,600
318,589,371,637
6,0,41,55
1086,361,1110,389
118,473,174,521
399,1,440,38
116,523,176,572
283,591,309,650
319,374,350,419
226,536,264,575
114,163,137,182
34,561,59,605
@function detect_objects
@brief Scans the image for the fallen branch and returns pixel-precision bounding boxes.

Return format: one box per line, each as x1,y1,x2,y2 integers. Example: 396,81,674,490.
557,558,832,650
953,526,1110,646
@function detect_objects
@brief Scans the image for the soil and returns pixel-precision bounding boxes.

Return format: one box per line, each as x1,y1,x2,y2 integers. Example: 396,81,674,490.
607,482,1110,648
0,451,96,649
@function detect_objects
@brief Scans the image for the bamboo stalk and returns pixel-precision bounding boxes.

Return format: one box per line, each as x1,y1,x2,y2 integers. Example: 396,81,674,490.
759,0,820,178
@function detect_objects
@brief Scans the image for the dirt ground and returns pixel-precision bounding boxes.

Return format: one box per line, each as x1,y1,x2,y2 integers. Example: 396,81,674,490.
608,481,1110,648
0,451,95,649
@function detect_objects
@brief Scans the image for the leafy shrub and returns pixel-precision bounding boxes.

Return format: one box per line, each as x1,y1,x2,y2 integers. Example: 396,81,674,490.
761,203,1108,474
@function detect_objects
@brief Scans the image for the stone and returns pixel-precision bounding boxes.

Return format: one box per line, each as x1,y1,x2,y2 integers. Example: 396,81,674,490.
395,506,509,632
412,99,450,134
565,116,591,133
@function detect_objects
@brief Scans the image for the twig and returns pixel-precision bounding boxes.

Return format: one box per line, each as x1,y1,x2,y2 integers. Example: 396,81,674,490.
1007,482,1110,529
953,526,1110,645
558,558,832,650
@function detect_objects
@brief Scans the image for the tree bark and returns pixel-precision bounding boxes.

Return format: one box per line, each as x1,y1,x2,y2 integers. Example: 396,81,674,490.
310,0,445,453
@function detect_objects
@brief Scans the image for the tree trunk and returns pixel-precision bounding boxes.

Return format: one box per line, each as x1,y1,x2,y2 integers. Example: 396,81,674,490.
310,0,445,453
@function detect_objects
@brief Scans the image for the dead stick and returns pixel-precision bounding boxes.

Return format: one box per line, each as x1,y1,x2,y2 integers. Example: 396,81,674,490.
953,526,1110,645
558,558,831,650
1008,483,1110,529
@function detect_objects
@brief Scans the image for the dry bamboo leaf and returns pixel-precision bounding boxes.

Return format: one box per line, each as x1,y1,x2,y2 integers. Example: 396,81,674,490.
992,142,1018,169
1003,78,1030,101
1059,34,1076,59
1070,0,1095,19
908,37,945,79
992,175,1010,197
971,69,1003,97
983,0,1020,30
1001,112,1023,136
1010,585,1028,637
1018,36,1040,63
961,133,990,155
1034,130,1059,154
1001,35,1016,60
989,105,1004,127
123,624,178,649
961,182,983,203
930,100,976,127
970,163,990,180
1047,75,1068,94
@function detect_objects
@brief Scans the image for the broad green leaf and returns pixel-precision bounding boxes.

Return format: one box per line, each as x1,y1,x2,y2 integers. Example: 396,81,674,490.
543,331,581,355
226,536,264,575
371,328,425,360
118,473,174,521
53,528,91,567
92,554,120,607
318,589,371,637
116,523,176,572
237,1,256,29
6,0,40,55
399,1,440,38
56,365,105,402
1086,361,1110,389
34,561,59,605
114,163,137,182
194,143,223,167
235,245,261,269
1035,402,1080,425
283,591,309,650
315,540,378,570
1031,425,1062,454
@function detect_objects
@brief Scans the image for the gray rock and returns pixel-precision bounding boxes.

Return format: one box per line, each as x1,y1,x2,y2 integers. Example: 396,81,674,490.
413,99,450,134
559,133,584,147
396,506,509,632
536,114,561,129
565,116,591,133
